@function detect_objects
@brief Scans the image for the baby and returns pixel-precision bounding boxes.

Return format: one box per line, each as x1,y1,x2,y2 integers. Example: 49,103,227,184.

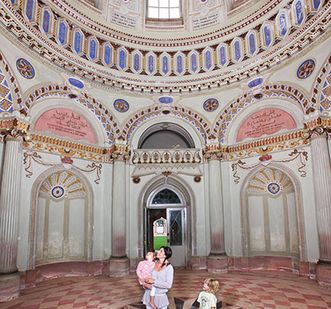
136,251,156,309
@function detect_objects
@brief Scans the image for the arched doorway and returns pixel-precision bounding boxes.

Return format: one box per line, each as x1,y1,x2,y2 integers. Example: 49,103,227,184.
242,167,300,258
144,183,189,267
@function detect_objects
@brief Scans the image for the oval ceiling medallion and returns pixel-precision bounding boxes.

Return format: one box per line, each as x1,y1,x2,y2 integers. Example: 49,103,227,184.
16,58,35,79
68,77,84,89
203,98,219,112
297,59,315,79
113,99,129,112
247,77,263,88
159,96,174,104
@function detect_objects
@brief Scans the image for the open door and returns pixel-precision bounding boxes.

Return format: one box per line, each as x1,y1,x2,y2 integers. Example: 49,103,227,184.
145,207,186,267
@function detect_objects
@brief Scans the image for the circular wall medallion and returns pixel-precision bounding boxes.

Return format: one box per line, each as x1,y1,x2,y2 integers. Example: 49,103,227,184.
51,185,65,199
113,99,129,112
297,59,315,79
132,176,140,184
203,98,219,112
267,182,281,195
68,77,84,89
194,175,201,182
16,58,35,79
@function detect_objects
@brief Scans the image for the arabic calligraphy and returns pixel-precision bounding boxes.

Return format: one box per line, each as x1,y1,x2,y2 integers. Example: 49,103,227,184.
34,108,97,143
236,108,297,142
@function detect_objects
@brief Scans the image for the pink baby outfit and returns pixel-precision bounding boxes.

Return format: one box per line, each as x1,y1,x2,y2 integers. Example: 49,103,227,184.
136,260,155,285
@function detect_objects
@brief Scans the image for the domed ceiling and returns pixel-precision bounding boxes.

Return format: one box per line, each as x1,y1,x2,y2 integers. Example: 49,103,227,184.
0,0,329,93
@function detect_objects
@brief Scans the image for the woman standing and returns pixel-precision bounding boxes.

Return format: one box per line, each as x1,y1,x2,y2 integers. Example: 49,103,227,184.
142,246,174,309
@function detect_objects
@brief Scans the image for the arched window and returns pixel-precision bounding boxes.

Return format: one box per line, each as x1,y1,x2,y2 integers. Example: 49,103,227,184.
147,0,181,19
152,189,181,204
138,123,195,149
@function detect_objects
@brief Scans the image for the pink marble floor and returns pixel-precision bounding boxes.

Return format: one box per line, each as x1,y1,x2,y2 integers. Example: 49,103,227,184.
1,270,331,309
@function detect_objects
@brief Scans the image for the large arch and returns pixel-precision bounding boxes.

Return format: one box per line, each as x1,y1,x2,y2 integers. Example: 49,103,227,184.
28,165,94,269
121,105,211,145
21,83,120,145
212,83,310,143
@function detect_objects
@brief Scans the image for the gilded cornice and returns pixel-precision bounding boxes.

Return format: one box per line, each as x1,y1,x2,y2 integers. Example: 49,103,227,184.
305,117,331,138
203,130,311,161
0,113,30,140
111,142,130,161
19,127,319,163
24,133,113,163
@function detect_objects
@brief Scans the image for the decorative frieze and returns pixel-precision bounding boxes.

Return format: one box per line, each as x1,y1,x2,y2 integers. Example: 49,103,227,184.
231,149,309,184
131,164,202,178
23,151,102,184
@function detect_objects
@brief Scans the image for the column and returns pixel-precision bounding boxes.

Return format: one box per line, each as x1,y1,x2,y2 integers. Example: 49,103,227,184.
310,129,331,285
206,152,228,273
0,135,23,301
109,148,129,276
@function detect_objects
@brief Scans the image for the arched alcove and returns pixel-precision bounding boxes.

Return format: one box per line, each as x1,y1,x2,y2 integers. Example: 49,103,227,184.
241,166,304,260
29,167,93,268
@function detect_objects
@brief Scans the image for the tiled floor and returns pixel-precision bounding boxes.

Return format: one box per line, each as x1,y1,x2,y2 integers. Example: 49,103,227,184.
0,270,331,309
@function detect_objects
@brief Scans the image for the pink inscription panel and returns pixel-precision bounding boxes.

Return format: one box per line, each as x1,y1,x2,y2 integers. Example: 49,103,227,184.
236,108,297,142
34,108,97,144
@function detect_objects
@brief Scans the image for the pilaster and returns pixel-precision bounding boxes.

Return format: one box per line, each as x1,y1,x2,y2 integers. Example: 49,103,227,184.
109,141,130,276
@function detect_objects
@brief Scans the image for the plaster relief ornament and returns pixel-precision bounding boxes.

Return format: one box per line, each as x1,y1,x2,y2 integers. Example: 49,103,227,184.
51,185,65,199
203,98,219,112
16,58,35,79
113,99,129,112
267,182,281,195
297,59,315,79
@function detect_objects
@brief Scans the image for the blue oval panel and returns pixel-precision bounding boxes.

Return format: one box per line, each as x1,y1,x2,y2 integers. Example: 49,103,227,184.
159,96,173,104
248,77,263,88
68,77,84,89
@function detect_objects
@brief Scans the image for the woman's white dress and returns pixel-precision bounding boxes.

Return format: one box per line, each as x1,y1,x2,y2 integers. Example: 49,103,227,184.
142,264,174,308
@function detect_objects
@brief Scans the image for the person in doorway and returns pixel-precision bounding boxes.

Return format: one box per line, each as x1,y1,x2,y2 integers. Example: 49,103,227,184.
197,278,220,309
142,246,174,309
136,251,157,309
